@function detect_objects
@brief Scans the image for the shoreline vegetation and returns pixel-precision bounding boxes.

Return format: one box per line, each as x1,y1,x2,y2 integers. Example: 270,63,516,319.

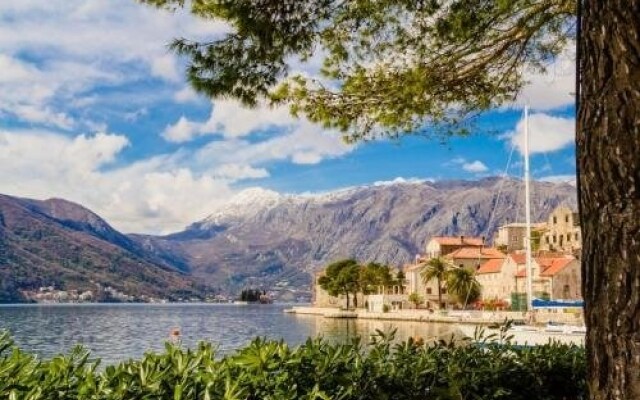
0,330,585,399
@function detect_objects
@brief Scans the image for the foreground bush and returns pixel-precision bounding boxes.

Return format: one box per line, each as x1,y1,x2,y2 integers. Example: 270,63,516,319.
0,330,585,399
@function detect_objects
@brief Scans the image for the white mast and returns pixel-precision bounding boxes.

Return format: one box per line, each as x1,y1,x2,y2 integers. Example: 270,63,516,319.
524,105,534,311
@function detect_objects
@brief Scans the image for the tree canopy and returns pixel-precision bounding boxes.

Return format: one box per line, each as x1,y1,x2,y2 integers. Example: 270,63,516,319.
318,259,360,308
446,267,482,306
141,0,575,142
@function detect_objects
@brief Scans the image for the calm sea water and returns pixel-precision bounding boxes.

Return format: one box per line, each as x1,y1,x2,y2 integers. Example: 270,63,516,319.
0,304,460,365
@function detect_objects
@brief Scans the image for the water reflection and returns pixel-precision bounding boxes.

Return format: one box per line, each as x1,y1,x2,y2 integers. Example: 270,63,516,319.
0,304,463,365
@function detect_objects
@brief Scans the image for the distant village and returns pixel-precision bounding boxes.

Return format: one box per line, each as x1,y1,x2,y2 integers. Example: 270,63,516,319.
21,282,171,304
313,205,582,313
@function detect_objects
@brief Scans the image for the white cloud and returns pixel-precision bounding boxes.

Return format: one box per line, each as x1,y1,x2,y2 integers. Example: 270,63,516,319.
462,160,489,173
161,99,353,165
447,157,489,174
518,46,576,111
163,116,200,143
174,86,200,103
508,113,575,154
213,164,270,180
203,100,295,138
12,105,75,130
162,100,298,143
151,54,180,82
194,120,352,168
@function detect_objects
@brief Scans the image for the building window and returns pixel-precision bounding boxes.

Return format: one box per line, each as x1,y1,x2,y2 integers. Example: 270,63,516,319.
442,288,447,294
553,235,557,243
553,216,557,224
546,236,550,244
426,288,432,295
575,233,579,241
567,234,571,242
565,215,569,223
459,264,464,269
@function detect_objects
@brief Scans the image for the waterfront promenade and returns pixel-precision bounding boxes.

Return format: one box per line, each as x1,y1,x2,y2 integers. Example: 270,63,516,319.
286,307,584,326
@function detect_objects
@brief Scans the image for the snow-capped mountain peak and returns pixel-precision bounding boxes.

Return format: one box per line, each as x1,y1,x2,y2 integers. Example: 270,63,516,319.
202,188,283,225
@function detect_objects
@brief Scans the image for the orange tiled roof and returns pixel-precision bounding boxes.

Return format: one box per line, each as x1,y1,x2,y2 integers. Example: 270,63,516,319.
515,256,575,278
431,236,484,246
509,253,527,265
539,257,575,277
447,247,505,260
477,258,504,274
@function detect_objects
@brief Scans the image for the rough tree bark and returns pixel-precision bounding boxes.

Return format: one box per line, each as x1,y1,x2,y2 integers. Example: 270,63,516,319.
578,1,640,398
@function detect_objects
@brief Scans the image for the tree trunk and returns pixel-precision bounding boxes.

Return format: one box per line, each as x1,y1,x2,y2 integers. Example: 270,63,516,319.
578,1,640,398
353,292,358,309
345,292,350,310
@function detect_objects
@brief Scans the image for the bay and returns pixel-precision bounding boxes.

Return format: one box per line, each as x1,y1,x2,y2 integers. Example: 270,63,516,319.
0,303,460,365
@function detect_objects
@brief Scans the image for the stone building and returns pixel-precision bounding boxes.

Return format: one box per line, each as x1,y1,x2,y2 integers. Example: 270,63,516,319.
445,246,506,270
405,262,454,309
424,236,484,258
539,205,582,254
475,256,519,303
493,222,547,252
515,256,582,300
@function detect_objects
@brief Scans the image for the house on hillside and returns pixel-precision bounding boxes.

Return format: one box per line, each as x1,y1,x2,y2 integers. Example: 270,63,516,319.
425,236,485,258
515,256,581,300
445,246,506,270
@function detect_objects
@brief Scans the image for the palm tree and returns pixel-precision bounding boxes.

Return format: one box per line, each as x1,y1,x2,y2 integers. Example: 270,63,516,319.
420,257,450,309
446,267,481,308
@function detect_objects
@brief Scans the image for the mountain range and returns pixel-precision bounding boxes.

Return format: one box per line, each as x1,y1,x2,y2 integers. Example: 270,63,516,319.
0,177,577,302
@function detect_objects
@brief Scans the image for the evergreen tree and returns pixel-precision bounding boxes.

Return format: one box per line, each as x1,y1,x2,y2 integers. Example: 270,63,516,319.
318,259,360,309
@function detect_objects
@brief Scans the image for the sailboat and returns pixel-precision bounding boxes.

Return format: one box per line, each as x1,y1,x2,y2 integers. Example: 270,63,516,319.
459,106,585,346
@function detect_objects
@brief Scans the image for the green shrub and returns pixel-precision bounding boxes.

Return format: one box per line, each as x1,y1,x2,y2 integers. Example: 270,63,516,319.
0,330,586,399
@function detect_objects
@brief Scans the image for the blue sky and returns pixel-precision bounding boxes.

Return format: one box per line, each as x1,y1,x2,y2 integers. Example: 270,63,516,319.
0,1,577,234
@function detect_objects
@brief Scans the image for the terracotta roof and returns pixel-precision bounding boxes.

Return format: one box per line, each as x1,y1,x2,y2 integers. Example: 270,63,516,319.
430,236,484,246
509,253,527,265
447,247,505,260
515,257,575,278
539,257,575,277
476,258,504,274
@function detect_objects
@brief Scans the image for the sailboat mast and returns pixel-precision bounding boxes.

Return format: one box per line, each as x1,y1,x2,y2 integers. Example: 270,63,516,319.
524,105,533,311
